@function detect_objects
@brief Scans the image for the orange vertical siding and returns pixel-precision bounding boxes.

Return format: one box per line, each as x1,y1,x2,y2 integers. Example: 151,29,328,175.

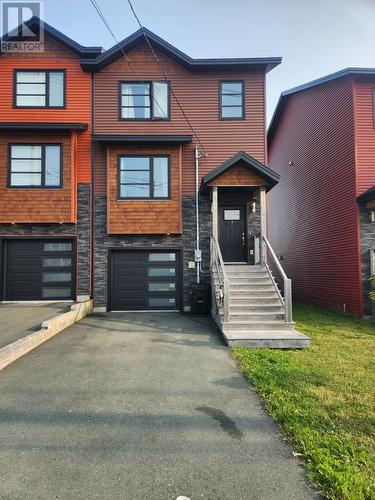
0,37,92,183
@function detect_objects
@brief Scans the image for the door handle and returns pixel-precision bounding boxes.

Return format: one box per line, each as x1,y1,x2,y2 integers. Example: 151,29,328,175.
242,233,245,245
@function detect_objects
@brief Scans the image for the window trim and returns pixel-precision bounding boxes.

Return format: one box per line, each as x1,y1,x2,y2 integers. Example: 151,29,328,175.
13,69,66,109
8,143,63,189
219,80,245,120
118,80,171,121
117,154,171,200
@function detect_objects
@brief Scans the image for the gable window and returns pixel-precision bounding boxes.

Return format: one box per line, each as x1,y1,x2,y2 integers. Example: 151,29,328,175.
120,81,169,120
219,81,245,119
118,156,169,199
14,70,65,108
9,144,62,188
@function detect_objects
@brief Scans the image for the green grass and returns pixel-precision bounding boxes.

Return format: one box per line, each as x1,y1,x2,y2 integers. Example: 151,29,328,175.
232,303,375,500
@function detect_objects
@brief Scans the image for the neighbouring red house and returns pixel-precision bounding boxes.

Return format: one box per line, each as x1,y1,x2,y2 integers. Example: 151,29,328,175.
268,68,375,315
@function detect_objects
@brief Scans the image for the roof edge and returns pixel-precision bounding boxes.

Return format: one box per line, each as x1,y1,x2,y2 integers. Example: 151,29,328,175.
268,67,375,144
81,26,281,72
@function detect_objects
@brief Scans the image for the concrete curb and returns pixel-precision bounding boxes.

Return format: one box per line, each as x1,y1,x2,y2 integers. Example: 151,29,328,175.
0,300,93,371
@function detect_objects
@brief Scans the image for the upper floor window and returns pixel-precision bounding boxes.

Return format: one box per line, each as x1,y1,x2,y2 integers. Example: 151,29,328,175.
9,144,62,188
120,81,169,120
14,70,65,108
118,156,169,199
219,81,245,119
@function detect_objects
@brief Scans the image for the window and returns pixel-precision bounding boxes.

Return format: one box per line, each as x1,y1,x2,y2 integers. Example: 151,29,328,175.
120,81,169,119
14,70,65,107
118,156,169,199
219,81,245,119
9,144,62,188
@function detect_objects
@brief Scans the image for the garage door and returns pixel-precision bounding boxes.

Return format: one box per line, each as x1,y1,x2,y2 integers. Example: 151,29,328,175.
3,239,75,300
110,250,181,311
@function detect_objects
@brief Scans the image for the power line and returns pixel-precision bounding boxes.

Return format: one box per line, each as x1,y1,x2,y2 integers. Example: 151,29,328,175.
89,0,178,128
126,0,205,152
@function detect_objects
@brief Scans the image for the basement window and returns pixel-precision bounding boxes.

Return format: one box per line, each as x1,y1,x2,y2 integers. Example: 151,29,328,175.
219,80,245,119
9,144,62,188
118,155,170,199
14,70,65,108
119,81,169,120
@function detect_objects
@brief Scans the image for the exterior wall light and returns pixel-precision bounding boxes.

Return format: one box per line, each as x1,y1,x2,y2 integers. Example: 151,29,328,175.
369,210,375,223
250,201,256,213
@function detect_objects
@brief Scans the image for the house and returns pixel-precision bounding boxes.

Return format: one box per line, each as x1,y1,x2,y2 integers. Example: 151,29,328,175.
268,68,375,315
0,17,102,302
0,18,309,347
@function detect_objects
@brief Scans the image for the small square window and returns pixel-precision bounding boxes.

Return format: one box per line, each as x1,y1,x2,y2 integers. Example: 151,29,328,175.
119,156,169,199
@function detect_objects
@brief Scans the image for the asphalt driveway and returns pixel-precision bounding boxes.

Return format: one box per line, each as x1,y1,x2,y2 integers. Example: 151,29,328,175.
0,302,70,349
0,312,318,500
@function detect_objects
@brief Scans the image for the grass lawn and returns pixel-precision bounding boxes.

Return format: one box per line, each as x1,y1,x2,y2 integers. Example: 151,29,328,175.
232,303,375,500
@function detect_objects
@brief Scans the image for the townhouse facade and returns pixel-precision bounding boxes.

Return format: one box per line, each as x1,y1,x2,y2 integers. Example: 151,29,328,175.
0,18,310,347
0,18,101,303
268,68,375,315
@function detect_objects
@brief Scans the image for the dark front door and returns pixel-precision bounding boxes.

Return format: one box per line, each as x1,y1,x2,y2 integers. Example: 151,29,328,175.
219,206,247,262
110,250,181,311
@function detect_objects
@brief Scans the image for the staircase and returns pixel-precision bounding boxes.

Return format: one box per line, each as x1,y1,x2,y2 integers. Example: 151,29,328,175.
210,237,310,348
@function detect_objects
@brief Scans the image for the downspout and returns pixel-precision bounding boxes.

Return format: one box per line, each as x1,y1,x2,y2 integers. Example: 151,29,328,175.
90,71,95,301
195,145,201,283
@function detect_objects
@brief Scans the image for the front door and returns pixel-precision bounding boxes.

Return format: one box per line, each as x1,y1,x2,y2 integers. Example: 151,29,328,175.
219,206,247,262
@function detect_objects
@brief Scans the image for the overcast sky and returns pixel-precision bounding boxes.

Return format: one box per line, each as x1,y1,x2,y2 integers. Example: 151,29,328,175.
18,0,375,122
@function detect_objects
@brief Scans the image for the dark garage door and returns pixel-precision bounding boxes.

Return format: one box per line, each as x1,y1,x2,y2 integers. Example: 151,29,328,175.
3,239,75,300
110,250,181,311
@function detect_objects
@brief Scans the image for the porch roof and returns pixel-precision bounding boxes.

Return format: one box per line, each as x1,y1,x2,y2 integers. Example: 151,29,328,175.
200,151,280,192
357,185,375,203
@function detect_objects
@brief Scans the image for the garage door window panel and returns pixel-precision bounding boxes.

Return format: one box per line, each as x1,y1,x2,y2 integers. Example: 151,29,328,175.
118,156,170,199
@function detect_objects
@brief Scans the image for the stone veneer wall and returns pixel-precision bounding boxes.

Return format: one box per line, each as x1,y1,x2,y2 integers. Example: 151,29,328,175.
93,194,212,310
0,184,90,298
359,204,375,315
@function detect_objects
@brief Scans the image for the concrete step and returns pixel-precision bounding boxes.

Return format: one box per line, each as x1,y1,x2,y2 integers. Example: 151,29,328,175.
230,296,281,303
225,265,265,271
231,314,285,321
223,320,293,330
222,329,310,348
226,271,269,278
230,303,284,310
230,291,279,298
230,285,276,291
229,276,271,282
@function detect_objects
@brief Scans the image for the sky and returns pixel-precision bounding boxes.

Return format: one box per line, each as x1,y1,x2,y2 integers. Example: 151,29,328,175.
13,0,375,122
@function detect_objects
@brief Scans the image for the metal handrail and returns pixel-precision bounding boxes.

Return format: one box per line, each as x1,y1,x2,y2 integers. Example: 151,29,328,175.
262,235,293,323
210,236,230,323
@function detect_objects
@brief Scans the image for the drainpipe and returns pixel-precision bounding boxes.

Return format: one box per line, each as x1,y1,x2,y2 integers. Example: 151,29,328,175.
195,145,201,284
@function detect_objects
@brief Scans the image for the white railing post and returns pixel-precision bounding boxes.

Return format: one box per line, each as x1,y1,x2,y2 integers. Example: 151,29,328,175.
262,234,293,324
370,249,375,318
284,278,292,322
223,278,230,323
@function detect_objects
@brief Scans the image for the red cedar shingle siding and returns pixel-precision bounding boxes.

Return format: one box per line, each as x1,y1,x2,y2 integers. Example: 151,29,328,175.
0,133,75,223
268,77,362,314
354,79,375,196
93,42,266,196
0,37,92,183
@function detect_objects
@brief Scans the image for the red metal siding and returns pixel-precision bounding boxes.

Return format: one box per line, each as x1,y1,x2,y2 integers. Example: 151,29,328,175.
268,77,362,314
353,78,375,196
0,37,92,183
93,43,266,196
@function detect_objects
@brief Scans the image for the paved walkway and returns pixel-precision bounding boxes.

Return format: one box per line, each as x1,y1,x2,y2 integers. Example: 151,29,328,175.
0,302,70,349
0,312,318,500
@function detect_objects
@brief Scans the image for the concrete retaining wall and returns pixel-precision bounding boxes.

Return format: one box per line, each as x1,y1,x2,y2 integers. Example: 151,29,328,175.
0,300,93,371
